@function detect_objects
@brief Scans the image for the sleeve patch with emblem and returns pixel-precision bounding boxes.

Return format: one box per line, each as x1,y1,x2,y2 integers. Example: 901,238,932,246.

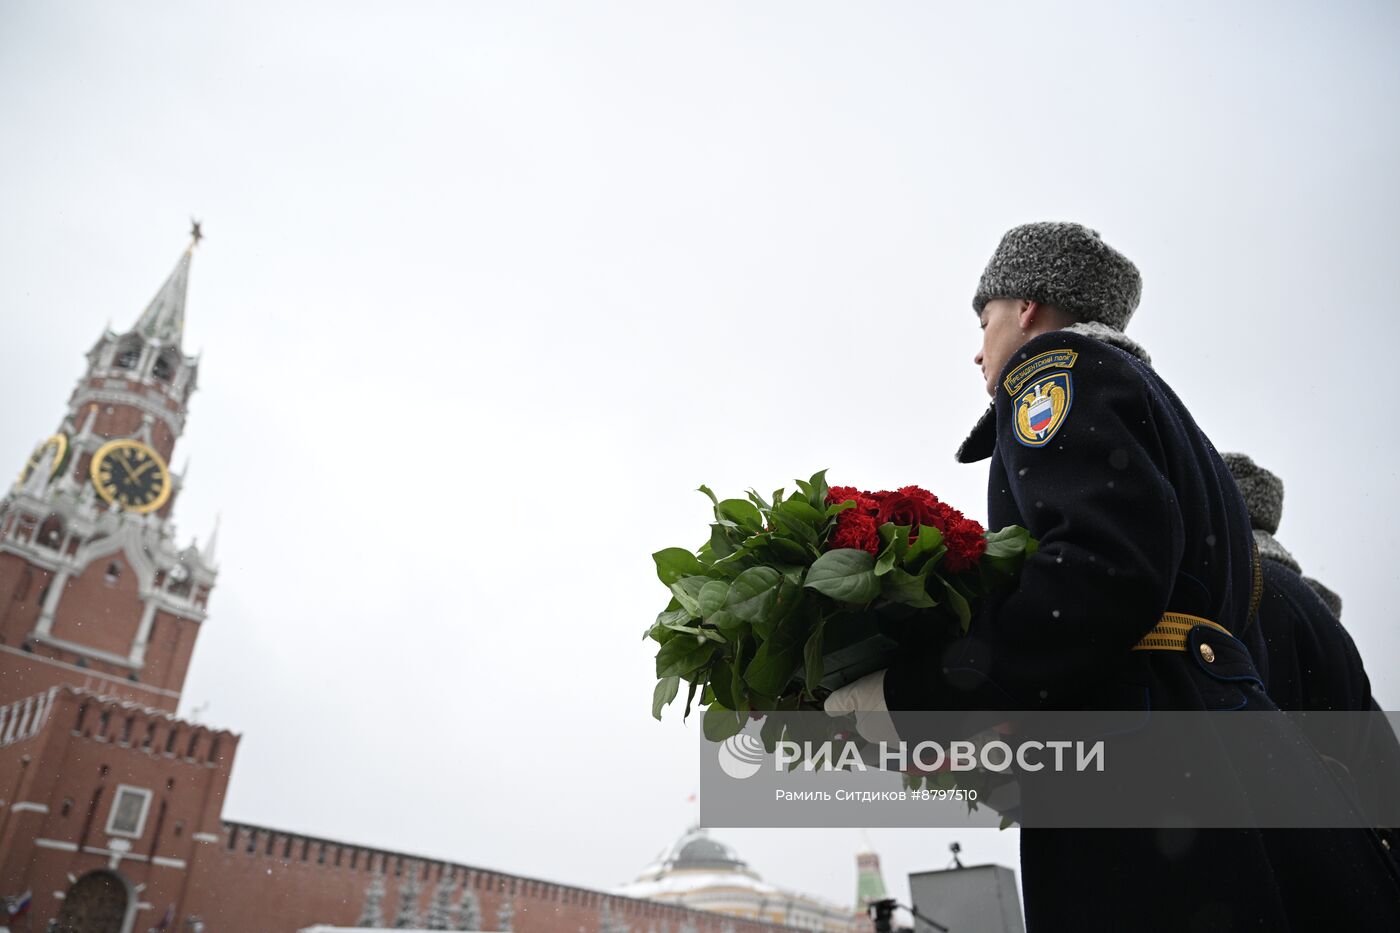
1013,371,1073,447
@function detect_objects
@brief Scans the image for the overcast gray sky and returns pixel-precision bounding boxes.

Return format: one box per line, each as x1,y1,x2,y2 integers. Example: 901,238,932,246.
4,0,1399,920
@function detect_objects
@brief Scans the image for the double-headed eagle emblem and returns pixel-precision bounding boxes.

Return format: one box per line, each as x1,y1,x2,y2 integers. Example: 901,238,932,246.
1013,373,1072,447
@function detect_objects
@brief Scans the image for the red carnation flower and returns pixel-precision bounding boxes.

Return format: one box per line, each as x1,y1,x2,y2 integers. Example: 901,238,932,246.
826,486,881,516
828,510,881,555
943,517,988,574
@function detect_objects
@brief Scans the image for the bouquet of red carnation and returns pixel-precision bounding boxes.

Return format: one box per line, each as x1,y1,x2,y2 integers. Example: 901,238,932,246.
647,470,1037,741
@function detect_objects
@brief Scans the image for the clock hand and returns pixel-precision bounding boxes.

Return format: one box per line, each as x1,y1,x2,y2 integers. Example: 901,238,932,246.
131,460,157,480
116,453,141,483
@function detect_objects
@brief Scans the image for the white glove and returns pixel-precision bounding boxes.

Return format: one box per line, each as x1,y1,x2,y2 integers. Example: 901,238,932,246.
823,669,901,744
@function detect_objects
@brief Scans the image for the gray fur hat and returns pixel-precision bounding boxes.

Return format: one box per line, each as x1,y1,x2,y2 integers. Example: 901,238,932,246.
972,222,1142,330
1222,452,1283,535
1303,576,1343,619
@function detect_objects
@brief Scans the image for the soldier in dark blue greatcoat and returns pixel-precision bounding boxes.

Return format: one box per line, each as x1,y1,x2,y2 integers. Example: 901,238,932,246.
1224,452,1400,860
826,222,1400,931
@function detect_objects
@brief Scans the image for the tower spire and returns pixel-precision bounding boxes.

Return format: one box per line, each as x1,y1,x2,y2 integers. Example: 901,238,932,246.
132,220,201,347
203,513,220,566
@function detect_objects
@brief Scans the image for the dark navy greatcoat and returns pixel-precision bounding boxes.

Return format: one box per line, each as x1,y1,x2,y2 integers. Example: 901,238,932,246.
1256,555,1400,859
882,329,1400,931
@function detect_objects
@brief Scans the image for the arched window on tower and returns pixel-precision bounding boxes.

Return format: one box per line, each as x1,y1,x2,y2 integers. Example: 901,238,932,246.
114,336,143,371
105,561,122,586
153,349,178,383
38,515,64,551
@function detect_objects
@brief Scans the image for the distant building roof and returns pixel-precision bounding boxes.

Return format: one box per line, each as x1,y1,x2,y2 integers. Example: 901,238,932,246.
616,826,855,933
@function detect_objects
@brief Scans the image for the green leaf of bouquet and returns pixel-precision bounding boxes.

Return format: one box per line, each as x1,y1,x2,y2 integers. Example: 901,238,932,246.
718,498,764,535
905,525,945,568
744,597,814,698
938,574,973,631
771,499,823,548
875,524,911,576
697,484,719,507
754,578,803,641
802,617,826,696
701,683,716,706
731,638,750,712
749,689,778,713
683,680,699,721
771,487,785,507
708,532,772,576
779,565,806,586
668,575,708,617
653,548,707,586
767,536,810,565
806,468,830,509
725,567,784,624
825,499,857,518
698,580,730,617
982,524,1031,555
805,549,880,604
883,567,939,608
655,633,715,678
710,659,736,709
652,676,680,720
656,606,691,628
702,703,746,743
999,815,1016,831
743,642,802,698
746,488,771,512
759,706,785,753
708,608,745,637
709,524,737,559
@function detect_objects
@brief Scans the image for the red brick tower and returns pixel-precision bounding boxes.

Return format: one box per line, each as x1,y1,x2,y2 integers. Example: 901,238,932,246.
0,229,218,712
0,229,238,933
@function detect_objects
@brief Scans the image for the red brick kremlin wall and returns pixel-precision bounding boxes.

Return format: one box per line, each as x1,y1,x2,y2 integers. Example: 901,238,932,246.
191,821,790,933
1,687,812,933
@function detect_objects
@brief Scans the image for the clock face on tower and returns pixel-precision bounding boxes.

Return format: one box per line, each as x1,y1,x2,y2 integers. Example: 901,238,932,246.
19,433,68,485
90,439,173,513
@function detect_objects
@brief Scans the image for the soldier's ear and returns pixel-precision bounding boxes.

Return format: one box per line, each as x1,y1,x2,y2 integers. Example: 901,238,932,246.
1019,299,1040,330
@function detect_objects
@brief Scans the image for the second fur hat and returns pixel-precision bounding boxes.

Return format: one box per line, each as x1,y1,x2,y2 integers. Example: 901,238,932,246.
1223,452,1284,535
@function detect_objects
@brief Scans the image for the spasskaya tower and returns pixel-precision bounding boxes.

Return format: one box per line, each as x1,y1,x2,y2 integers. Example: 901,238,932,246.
0,224,218,713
